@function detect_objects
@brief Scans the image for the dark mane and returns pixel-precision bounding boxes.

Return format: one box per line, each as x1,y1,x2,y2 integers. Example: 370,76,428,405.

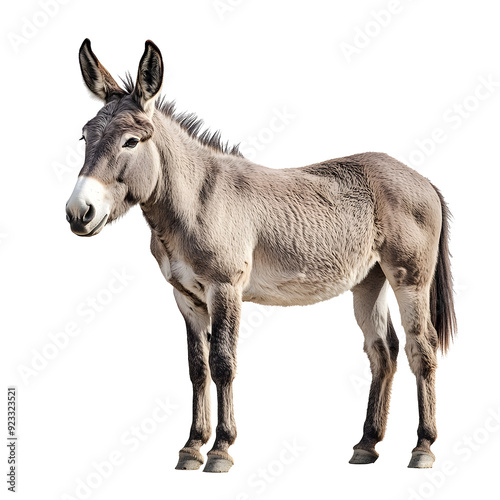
121,73,242,157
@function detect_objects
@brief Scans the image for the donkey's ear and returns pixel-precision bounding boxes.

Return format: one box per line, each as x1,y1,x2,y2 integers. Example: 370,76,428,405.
132,40,164,116
79,39,124,102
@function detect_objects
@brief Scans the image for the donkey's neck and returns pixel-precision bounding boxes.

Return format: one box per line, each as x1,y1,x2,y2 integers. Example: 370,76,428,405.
140,111,219,239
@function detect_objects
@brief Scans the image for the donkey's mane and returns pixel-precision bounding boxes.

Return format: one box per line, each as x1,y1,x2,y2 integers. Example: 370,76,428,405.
121,73,242,157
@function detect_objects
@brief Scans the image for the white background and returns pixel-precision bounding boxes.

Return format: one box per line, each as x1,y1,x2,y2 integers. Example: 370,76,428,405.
1,0,499,499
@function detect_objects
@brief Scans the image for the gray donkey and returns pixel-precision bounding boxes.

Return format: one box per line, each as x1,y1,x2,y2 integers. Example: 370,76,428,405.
66,39,457,472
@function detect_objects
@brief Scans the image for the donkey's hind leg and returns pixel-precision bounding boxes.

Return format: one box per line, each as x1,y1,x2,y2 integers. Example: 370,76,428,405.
349,263,399,465
173,290,212,470
385,277,439,469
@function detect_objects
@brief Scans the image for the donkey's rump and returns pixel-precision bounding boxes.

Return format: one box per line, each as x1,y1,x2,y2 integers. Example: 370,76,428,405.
354,152,443,287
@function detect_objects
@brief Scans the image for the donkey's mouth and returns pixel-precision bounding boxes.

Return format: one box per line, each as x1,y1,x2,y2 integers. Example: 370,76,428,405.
81,214,108,237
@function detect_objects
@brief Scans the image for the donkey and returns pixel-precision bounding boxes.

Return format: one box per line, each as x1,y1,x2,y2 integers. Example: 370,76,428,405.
66,39,457,472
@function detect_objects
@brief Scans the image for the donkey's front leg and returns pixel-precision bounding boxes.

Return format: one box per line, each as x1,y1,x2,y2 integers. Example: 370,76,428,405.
204,283,241,473
173,290,212,471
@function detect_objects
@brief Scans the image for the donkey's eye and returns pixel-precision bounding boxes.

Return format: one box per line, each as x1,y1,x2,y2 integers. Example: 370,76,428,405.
80,135,86,142
123,138,139,149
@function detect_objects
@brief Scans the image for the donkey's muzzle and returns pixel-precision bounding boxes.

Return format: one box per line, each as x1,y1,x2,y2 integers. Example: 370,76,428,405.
66,176,110,237
66,202,97,235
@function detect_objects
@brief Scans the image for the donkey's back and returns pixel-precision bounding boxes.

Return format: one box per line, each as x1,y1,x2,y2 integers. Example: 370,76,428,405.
242,152,442,307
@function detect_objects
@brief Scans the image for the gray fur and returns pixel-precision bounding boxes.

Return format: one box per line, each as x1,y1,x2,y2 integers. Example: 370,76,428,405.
66,39,457,471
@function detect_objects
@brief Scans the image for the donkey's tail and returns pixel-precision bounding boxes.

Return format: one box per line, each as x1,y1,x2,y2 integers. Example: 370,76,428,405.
430,186,457,354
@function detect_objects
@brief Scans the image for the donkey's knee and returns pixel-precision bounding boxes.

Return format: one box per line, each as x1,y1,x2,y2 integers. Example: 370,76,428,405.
185,322,211,386
209,353,236,387
188,351,210,386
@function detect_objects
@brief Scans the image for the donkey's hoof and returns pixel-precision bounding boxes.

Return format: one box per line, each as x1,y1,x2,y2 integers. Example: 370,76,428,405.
203,450,234,473
175,448,204,470
349,448,379,464
408,450,435,469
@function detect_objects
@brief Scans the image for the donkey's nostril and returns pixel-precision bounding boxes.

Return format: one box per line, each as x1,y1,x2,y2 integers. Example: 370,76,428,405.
82,204,96,224
66,213,73,223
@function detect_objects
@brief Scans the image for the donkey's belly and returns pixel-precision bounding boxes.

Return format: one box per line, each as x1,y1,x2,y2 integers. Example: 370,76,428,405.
242,255,377,306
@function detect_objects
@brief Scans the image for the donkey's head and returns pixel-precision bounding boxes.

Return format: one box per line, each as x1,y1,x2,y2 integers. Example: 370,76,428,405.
66,39,164,236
